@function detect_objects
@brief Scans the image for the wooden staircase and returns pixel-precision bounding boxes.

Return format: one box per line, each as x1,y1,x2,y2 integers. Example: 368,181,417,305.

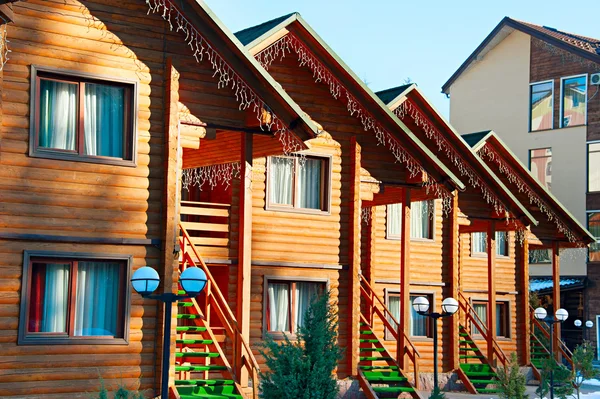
358,275,422,399
175,224,259,399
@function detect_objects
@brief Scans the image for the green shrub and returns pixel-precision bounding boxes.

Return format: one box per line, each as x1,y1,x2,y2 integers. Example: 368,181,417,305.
428,386,447,399
573,341,598,399
495,352,528,399
536,357,574,399
93,377,145,399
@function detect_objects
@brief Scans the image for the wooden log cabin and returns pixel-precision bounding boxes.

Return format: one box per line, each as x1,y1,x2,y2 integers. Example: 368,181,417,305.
0,2,594,399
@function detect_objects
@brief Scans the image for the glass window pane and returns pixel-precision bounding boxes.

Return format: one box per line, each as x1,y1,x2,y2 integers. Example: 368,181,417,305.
472,232,487,254
28,263,70,333
74,262,121,336
269,157,294,206
411,201,432,239
387,203,401,237
529,148,552,190
409,295,429,337
267,282,290,332
530,82,553,131
294,282,323,329
84,83,125,158
386,295,400,338
496,303,507,337
588,143,600,192
588,212,600,262
496,231,508,256
561,76,587,127
298,158,322,209
529,249,551,264
38,79,78,151
473,303,487,335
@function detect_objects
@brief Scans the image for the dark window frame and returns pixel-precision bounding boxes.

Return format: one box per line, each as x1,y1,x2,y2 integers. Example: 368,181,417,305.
29,65,138,167
471,299,511,339
559,74,588,129
18,250,132,345
587,210,600,263
587,141,600,193
384,290,434,341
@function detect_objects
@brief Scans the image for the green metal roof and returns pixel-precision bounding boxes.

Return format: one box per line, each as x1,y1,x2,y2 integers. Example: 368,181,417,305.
235,13,297,45
375,84,414,105
461,131,493,148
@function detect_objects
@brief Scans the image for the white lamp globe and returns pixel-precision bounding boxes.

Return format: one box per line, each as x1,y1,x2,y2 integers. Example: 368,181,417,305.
441,297,459,315
131,266,160,296
555,308,569,322
534,307,547,320
412,296,430,314
586,320,594,328
574,319,582,327
180,267,208,296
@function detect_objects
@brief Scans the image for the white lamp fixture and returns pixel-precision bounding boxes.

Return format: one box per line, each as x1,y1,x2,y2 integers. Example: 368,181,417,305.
412,296,430,314
586,320,594,328
180,267,208,296
441,297,459,315
131,266,160,296
555,308,569,322
575,319,582,327
534,307,548,320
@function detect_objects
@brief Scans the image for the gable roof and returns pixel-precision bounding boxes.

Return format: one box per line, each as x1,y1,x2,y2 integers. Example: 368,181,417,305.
237,13,466,191
375,84,414,105
235,12,297,46
442,17,600,94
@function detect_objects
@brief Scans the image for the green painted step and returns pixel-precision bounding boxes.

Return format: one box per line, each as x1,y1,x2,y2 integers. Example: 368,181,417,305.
177,302,194,307
468,379,497,384
178,290,187,295
363,371,408,383
177,339,213,345
459,333,469,337
360,356,394,362
175,365,227,372
176,352,220,358
459,347,480,352
360,339,379,343
359,365,399,371
460,355,485,359
459,340,475,344
177,385,242,399
360,322,368,326
175,379,234,386
359,347,386,353
177,314,200,320
360,330,374,335
460,364,492,373
176,326,207,332
372,386,415,394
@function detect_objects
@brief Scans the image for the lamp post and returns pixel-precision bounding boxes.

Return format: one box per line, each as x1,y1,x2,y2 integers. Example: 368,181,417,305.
574,319,594,342
534,307,569,399
413,296,459,391
131,266,208,399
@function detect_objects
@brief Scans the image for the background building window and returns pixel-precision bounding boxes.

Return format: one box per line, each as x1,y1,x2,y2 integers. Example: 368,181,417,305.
561,75,587,127
471,231,508,256
268,156,330,212
386,293,432,338
265,280,325,335
588,142,600,192
588,212,600,262
529,81,553,131
529,148,552,190
529,249,551,264
387,200,434,240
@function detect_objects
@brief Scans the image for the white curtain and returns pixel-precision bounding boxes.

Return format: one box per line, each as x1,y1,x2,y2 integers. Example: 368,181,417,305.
387,204,401,237
74,262,120,336
411,201,431,239
472,232,487,253
39,79,77,151
409,296,428,336
298,158,322,209
84,83,125,158
268,283,289,332
269,157,294,205
496,231,508,256
42,264,70,333
473,303,487,335
387,295,400,336
294,282,321,329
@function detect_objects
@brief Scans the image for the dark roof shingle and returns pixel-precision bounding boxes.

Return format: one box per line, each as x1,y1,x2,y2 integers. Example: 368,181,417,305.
461,131,491,148
235,13,297,46
375,84,413,105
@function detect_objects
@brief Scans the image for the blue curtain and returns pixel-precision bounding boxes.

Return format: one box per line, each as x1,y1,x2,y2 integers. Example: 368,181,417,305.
38,79,77,151
84,83,124,158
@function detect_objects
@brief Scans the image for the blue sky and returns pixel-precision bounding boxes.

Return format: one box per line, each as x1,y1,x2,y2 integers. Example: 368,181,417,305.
205,0,599,118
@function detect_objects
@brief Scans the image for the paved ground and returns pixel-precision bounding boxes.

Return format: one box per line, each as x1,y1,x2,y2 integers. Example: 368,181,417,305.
428,384,600,398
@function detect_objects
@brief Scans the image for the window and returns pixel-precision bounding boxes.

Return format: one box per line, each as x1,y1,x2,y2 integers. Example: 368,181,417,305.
529,81,553,131
387,200,434,240
471,301,509,338
471,231,509,257
588,211,600,262
19,252,131,345
31,67,136,165
267,155,331,213
588,142,600,192
265,279,325,335
386,293,432,339
560,75,587,128
529,148,552,190
529,249,551,264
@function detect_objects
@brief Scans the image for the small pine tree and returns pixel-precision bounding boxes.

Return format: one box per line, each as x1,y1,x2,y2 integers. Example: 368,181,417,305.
259,291,343,399
428,386,447,399
496,352,528,399
573,341,598,399
536,357,574,399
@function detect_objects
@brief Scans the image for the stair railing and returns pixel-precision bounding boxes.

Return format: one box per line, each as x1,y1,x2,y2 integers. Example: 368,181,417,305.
359,275,421,386
458,292,508,370
180,223,260,399
529,306,574,370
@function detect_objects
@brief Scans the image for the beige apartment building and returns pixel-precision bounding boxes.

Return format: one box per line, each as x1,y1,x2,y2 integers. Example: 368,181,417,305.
442,17,600,351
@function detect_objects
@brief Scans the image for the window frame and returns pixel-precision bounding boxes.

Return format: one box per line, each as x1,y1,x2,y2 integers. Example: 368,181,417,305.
587,141,600,193
470,231,510,258
262,275,328,339
587,210,600,263
265,154,332,215
386,200,436,242
529,248,552,265
559,74,588,129
384,289,434,341
18,250,132,345
29,65,138,167
529,79,554,132
470,299,511,339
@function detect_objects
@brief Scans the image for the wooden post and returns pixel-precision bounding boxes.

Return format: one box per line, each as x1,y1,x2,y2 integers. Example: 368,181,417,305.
552,241,560,360
348,137,361,377
448,193,459,371
397,189,411,369
487,221,496,366
518,237,531,365
236,132,253,385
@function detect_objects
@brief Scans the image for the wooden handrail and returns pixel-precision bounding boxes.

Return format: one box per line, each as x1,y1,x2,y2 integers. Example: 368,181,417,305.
179,223,260,399
529,306,573,370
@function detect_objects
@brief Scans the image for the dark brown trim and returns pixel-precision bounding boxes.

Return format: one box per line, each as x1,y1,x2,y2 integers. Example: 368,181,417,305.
18,250,132,346
0,4,13,23
0,232,160,247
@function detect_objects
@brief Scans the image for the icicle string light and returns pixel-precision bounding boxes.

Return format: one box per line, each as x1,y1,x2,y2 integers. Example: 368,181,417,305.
478,143,582,245
181,162,241,191
144,0,304,156
361,207,372,225
256,33,425,179
0,24,10,71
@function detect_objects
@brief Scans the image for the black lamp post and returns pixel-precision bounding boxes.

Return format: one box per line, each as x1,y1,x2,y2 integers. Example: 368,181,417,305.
413,296,459,391
131,266,208,399
534,306,569,399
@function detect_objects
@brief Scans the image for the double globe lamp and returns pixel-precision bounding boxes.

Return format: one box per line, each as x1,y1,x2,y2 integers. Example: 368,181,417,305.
131,266,208,399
